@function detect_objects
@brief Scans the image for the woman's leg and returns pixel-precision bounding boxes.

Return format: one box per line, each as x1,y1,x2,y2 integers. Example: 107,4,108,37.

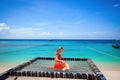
62,63,70,71
65,63,70,70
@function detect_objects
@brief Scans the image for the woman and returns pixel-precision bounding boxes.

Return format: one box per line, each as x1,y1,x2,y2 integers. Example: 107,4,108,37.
48,46,70,71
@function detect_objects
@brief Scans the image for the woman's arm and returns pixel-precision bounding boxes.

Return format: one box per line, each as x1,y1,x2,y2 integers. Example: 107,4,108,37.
55,55,65,63
55,55,61,61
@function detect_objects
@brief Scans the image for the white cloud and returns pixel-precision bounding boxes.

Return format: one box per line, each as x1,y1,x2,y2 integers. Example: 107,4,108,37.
0,24,53,39
39,32,50,36
113,4,119,7
9,28,36,36
0,23,10,31
92,32,97,34
0,24,119,39
91,32,103,35
59,32,64,36
6,27,52,39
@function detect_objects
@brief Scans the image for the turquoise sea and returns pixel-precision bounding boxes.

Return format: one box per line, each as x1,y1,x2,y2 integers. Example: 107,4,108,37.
0,39,120,68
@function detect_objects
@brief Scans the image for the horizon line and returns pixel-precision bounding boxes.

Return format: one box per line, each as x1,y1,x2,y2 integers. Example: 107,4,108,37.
0,38,119,40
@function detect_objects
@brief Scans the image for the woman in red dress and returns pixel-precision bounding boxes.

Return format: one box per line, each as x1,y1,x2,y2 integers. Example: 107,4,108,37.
49,46,70,71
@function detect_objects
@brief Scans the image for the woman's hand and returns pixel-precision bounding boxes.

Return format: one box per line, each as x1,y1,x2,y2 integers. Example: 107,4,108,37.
61,60,65,63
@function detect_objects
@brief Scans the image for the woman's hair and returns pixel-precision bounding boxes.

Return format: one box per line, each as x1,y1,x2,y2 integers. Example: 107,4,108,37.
58,46,63,49
57,46,63,51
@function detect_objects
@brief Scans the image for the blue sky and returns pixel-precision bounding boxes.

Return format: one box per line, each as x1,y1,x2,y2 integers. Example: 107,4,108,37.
0,0,120,39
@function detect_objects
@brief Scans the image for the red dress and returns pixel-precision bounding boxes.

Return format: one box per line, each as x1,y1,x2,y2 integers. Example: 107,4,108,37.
53,51,65,70
48,50,65,70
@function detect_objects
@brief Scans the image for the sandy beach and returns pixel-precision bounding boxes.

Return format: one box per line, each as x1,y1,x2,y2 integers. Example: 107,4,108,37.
1,64,120,80
98,64,120,80
102,71,120,80
0,65,17,74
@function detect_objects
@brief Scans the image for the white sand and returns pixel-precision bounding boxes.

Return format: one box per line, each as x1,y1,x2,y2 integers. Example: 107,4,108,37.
98,63,120,80
0,64,17,74
102,71,120,80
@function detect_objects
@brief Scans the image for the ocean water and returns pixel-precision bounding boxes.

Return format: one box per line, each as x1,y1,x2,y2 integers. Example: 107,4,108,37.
0,39,120,67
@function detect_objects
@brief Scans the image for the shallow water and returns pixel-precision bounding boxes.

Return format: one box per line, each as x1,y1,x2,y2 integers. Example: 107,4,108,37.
0,39,120,66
